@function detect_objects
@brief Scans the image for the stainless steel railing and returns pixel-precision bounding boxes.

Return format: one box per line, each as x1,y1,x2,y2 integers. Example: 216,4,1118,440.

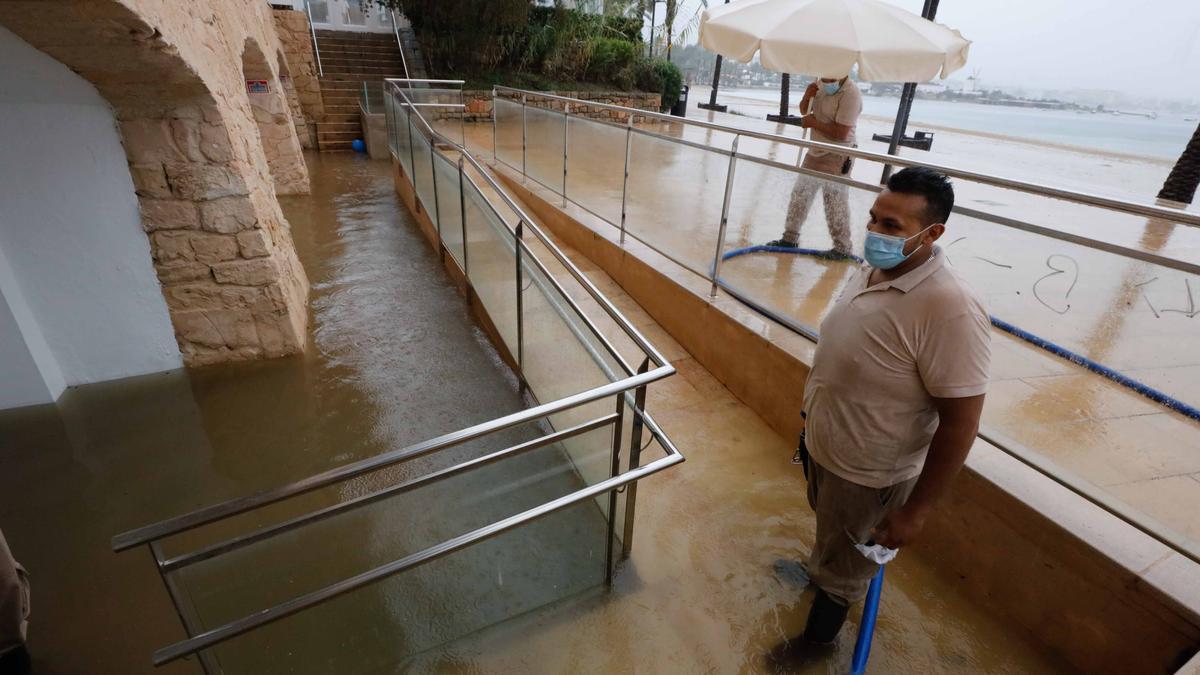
492,85,1200,283
388,8,410,80
111,80,685,671
493,86,1200,568
302,0,323,77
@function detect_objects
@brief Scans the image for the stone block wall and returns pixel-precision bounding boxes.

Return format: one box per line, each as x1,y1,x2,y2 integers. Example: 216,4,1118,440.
0,0,313,367
272,9,323,148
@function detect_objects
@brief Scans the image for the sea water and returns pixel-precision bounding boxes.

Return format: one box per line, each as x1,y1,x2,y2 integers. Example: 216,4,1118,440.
720,87,1197,160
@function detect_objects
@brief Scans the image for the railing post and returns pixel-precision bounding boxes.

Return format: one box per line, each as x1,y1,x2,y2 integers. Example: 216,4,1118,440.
405,99,417,181
619,114,634,245
605,393,626,586
492,87,498,163
304,0,323,77
562,102,570,207
521,94,528,182
459,156,469,279
430,140,442,243
710,135,741,298
515,219,525,380
621,358,651,558
150,542,219,674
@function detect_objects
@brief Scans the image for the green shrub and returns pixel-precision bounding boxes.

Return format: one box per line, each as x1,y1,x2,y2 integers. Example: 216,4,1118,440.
633,59,664,99
632,58,683,110
653,58,684,109
587,37,637,83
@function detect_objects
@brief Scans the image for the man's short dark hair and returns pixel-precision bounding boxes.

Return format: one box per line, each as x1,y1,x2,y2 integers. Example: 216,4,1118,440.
886,167,954,225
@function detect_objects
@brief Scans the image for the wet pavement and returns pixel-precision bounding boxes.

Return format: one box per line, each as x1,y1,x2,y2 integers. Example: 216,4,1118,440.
472,99,1200,554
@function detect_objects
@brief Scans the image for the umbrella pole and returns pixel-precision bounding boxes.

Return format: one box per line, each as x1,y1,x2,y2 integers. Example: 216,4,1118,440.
698,55,728,112
881,0,941,183
767,73,803,126
698,0,729,112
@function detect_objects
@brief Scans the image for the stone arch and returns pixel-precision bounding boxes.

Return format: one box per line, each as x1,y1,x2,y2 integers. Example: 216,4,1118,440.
276,48,314,149
0,1,310,369
242,37,310,196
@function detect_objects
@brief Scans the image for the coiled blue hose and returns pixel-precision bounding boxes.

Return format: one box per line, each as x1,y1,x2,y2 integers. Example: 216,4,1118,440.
851,566,885,675
719,246,1200,422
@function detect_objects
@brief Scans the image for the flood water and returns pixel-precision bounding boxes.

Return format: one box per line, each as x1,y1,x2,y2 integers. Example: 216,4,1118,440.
0,151,598,672
0,150,1070,673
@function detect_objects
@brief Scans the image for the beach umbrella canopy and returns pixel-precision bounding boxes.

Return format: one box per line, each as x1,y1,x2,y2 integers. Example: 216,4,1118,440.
699,0,970,82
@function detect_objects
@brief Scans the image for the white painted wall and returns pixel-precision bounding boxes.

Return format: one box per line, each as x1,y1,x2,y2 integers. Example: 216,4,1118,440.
0,26,181,409
0,243,65,408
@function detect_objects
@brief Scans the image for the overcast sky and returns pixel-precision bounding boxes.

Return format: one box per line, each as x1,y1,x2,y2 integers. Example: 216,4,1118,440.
672,0,1200,96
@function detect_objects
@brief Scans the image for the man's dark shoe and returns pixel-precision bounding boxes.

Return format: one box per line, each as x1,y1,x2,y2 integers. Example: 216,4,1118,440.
765,238,799,248
0,645,31,675
802,588,849,644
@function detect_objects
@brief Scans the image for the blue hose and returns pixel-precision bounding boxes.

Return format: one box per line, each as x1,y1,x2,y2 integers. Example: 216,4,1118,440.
850,566,885,675
719,247,1200,423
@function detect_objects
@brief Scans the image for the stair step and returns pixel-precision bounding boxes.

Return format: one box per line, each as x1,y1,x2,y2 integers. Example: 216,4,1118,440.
315,38,401,48
321,114,360,124
321,59,405,69
315,30,398,39
322,67,407,75
320,74,406,83
318,133,363,144
318,44,402,54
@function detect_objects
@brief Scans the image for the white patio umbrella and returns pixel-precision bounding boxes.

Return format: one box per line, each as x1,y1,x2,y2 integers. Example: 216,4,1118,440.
699,0,970,82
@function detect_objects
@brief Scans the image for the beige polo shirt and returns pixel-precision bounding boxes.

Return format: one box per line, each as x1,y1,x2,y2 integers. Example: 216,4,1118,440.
804,247,991,488
808,78,862,157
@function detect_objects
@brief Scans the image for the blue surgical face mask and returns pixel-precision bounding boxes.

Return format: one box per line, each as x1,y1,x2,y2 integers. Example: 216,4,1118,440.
863,225,934,269
821,80,842,95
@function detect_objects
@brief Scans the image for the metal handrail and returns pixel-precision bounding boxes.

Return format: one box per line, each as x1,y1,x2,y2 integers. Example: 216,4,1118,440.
157,415,618,574
151,450,684,666
388,8,409,80
494,85,1200,229
112,366,667,551
303,0,323,77
492,90,1199,278
396,80,673,370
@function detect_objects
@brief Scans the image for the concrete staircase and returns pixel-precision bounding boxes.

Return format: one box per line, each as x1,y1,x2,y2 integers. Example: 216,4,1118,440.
315,30,408,151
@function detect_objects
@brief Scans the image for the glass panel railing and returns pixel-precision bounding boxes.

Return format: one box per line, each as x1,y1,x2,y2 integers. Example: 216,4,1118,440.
504,88,1200,565
524,104,566,195
518,241,625,500
433,150,465,268
462,176,518,356
410,123,438,226
626,129,730,277
168,424,615,672
360,80,385,115
494,96,524,173
564,115,629,225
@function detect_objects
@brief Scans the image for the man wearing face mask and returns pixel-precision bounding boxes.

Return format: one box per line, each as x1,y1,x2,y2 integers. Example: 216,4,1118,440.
766,75,863,257
790,167,991,646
